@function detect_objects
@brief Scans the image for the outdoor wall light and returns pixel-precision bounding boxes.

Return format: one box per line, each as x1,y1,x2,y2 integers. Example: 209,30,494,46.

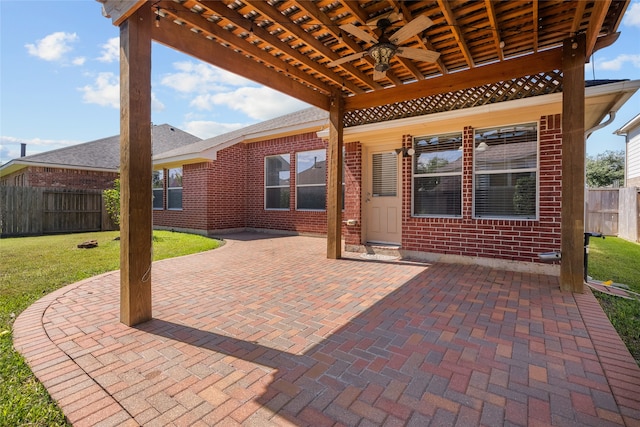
395,147,416,157
369,42,397,72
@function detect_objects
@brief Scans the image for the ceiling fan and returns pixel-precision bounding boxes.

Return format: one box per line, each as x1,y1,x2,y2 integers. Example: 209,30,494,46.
328,14,440,81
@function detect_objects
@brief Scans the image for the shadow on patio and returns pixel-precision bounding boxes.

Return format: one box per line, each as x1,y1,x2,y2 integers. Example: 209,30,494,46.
13,234,640,426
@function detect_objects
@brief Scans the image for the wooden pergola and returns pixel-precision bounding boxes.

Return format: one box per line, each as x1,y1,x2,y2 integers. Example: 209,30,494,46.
99,0,629,326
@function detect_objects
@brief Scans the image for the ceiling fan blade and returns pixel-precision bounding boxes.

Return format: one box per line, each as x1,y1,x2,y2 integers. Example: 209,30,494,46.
373,69,387,81
395,47,440,63
339,23,378,45
389,15,434,44
327,51,367,67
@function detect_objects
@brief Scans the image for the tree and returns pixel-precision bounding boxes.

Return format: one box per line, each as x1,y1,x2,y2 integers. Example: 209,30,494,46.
586,150,624,188
103,179,120,227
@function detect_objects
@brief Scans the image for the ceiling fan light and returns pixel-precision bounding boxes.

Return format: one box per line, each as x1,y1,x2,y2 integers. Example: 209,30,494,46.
369,42,396,72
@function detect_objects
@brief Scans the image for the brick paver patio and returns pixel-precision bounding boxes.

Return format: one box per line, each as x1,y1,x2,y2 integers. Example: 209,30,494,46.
13,233,640,426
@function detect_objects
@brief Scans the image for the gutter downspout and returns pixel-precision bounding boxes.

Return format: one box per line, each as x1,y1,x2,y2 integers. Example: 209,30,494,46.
585,110,616,140
583,110,616,233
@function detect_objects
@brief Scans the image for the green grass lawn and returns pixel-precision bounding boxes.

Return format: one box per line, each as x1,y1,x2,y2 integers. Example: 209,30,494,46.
588,236,640,366
0,230,220,426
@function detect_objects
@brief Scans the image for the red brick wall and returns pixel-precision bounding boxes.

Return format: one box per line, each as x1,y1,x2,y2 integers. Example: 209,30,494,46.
400,114,562,263
2,167,118,190
151,114,562,265
153,153,248,232
245,132,330,235
344,141,362,245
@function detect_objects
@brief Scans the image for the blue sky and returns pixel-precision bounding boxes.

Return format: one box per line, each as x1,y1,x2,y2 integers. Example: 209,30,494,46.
1,1,639,162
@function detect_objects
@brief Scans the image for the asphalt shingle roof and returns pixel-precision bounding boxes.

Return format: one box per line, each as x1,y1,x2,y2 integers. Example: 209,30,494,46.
154,107,328,161
6,124,201,170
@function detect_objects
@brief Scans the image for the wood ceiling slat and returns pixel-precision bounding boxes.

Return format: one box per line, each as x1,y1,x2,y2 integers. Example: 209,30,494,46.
151,18,330,110
244,0,383,91
103,0,625,112
289,0,404,86
437,0,475,68
157,1,335,96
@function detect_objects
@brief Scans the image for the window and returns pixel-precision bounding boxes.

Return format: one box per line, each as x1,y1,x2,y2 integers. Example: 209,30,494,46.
167,167,183,210
296,149,326,210
372,152,397,197
265,154,290,209
152,170,164,210
473,123,538,219
413,133,463,217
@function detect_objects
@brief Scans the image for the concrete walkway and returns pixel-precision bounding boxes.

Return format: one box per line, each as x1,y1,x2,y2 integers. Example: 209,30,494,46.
14,233,640,426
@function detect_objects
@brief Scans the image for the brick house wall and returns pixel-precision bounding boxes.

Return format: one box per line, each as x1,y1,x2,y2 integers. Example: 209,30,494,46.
153,114,562,266
1,167,118,190
153,146,248,232
398,114,562,263
245,132,330,235
343,141,362,245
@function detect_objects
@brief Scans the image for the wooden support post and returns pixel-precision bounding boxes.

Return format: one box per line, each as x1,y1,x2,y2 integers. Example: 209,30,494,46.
119,3,153,325
327,92,344,259
560,33,586,293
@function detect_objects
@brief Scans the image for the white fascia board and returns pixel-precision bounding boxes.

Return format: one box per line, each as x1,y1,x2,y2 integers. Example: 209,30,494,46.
152,137,244,167
152,119,328,166
615,113,640,135
243,119,329,142
0,160,117,177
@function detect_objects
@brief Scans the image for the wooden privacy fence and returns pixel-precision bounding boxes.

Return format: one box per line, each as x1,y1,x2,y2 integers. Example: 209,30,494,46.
1,186,117,237
585,188,619,235
618,187,640,243
585,187,640,242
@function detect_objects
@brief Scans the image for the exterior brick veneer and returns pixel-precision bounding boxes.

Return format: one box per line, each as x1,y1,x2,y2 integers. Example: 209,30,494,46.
2,167,118,190
398,114,562,263
153,115,562,265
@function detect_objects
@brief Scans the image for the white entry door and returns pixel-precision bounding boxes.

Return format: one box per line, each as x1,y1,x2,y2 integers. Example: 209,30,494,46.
364,146,402,245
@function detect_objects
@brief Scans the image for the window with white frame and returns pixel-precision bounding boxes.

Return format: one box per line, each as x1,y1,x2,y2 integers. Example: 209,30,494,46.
473,123,538,219
296,149,326,210
265,154,290,209
152,169,164,210
413,133,463,217
167,167,183,210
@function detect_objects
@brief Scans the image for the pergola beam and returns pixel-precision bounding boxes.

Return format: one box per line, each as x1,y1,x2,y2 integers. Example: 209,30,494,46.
560,33,587,292
345,46,563,110
151,20,330,111
119,2,153,326
326,92,344,259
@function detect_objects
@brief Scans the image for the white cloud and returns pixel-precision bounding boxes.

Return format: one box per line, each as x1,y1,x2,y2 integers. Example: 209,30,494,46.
79,72,119,108
623,2,640,28
183,121,246,139
97,37,119,63
596,54,640,71
25,32,79,62
152,93,165,112
78,73,165,112
72,57,86,66
1,135,81,160
160,61,252,93
190,86,309,121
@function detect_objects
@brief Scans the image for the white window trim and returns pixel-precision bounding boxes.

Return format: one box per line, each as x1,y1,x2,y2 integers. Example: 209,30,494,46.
411,134,463,218
264,154,290,211
152,169,164,210
472,122,540,220
296,149,326,211
167,167,183,211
